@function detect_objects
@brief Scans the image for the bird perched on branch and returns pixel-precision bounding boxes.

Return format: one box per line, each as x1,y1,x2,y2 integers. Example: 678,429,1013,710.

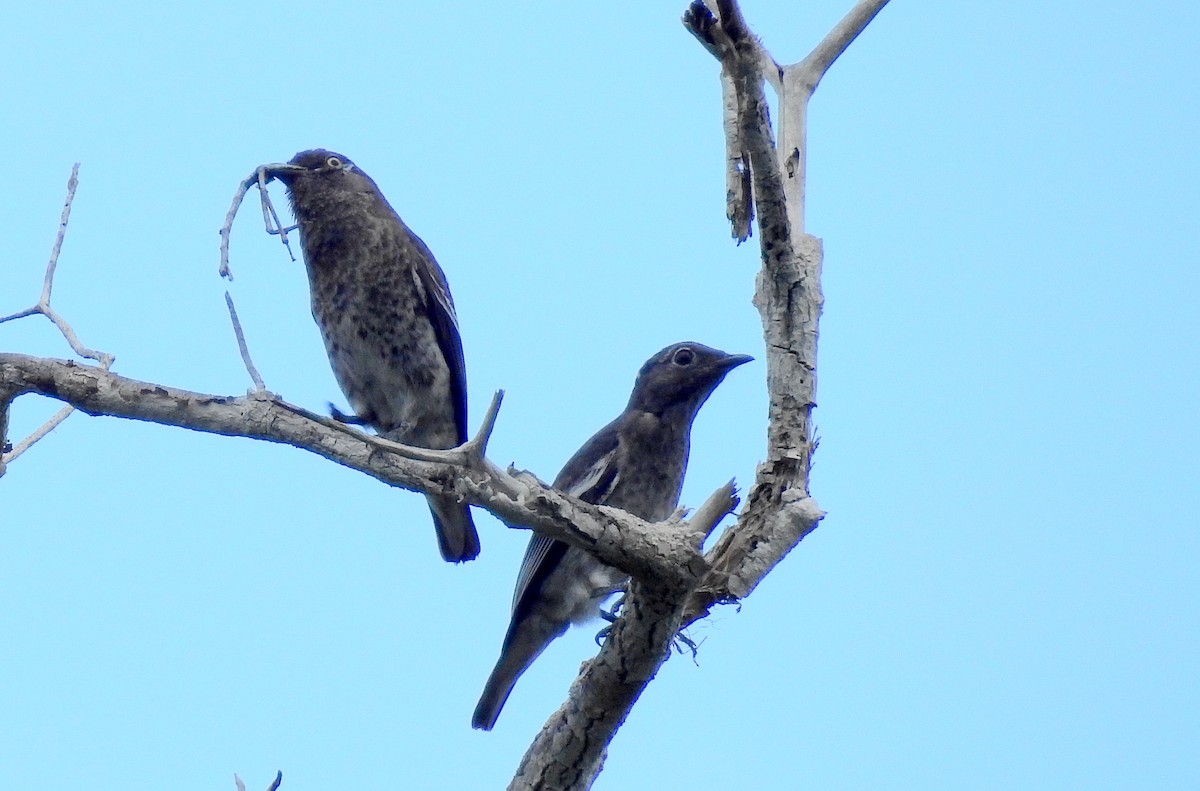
472,341,752,730
262,149,479,563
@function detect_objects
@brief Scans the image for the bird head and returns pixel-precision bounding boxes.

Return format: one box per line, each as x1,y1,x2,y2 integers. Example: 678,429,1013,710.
627,342,753,419
258,149,385,217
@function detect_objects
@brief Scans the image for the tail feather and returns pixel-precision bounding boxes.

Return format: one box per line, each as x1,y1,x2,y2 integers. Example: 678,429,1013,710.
427,494,480,563
473,610,565,730
472,661,520,731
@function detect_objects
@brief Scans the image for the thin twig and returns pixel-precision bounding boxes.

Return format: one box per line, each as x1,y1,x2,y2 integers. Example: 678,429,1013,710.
224,291,266,391
257,168,298,260
462,388,504,461
0,164,104,364
272,399,472,465
1,403,75,465
42,163,81,304
284,389,507,467
0,307,38,324
40,164,114,366
230,772,282,791
41,304,114,367
218,165,304,394
218,167,299,281
218,171,259,280
0,164,117,467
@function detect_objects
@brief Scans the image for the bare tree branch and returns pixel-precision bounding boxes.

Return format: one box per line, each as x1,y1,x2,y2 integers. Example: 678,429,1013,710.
684,0,783,242
796,0,892,94
0,353,722,589
722,69,754,243
686,0,890,236
671,0,890,631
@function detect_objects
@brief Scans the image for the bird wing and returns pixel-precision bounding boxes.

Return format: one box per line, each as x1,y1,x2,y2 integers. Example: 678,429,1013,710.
509,423,622,617
407,230,469,445
510,535,568,617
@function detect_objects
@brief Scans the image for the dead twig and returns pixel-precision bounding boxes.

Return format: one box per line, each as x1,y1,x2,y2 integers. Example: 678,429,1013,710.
224,291,266,391
218,167,296,280
0,164,116,467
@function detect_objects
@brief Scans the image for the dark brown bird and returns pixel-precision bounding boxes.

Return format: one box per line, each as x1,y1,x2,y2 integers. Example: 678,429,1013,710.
262,149,480,563
472,341,752,730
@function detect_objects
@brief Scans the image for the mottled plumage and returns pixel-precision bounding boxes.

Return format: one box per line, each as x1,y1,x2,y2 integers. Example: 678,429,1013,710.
264,149,479,563
472,342,751,730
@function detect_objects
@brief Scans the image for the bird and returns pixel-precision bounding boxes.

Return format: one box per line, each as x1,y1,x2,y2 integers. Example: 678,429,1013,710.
472,341,752,730
263,149,480,563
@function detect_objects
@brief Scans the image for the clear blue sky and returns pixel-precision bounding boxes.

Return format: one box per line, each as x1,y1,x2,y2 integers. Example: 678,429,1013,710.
3,2,1197,789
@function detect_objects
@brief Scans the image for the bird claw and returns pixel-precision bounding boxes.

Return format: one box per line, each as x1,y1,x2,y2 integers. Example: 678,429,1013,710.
594,596,627,645
599,597,625,623
672,630,701,663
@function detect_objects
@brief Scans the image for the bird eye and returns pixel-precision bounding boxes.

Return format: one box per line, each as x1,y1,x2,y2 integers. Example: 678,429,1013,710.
325,155,343,169
672,348,695,366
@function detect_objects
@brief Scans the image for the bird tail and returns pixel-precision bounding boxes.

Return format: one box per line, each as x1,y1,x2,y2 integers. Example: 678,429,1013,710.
472,660,520,731
472,614,564,730
427,494,480,563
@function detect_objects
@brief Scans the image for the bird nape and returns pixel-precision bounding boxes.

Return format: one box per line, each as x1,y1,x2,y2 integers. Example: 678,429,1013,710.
260,149,480,563
472,341,752,730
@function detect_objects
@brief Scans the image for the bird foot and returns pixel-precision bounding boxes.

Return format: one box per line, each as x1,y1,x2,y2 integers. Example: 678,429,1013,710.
672,630,701,663
594,596,627,645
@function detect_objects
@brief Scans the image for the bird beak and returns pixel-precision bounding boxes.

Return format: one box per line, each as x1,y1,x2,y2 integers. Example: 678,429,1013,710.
257,162,308,184
721,353,754,371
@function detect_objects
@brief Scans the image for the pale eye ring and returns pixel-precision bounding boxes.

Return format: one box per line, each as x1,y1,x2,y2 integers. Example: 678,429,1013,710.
672,348,695,366
326,155,343,169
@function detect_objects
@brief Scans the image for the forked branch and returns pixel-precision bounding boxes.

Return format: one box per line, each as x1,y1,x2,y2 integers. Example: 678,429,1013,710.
673,0,894,658
0,165,115,469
